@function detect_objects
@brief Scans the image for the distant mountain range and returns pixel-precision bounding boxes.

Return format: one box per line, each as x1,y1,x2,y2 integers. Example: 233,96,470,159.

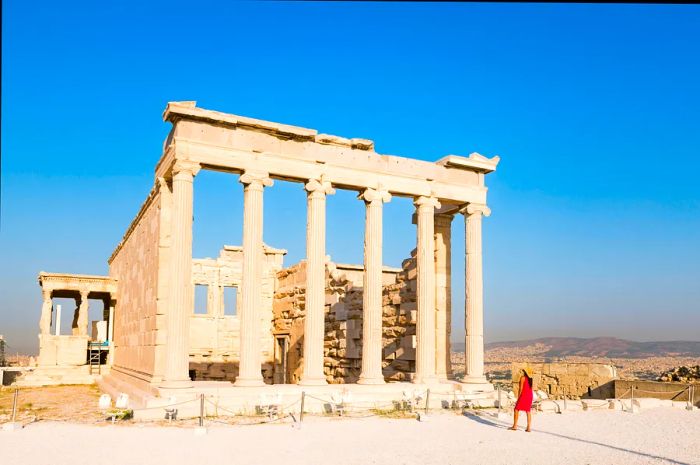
453,337,700,358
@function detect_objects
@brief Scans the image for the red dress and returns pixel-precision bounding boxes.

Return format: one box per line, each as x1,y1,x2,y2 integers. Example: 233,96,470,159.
514,376,533,412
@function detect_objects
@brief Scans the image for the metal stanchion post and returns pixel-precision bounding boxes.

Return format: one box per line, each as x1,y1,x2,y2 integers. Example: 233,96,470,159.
11,389,18,422
2,388,21,431
199,394,204,427
687,385,695,411
194,393,207,435
425,389,430,415
497,387,502,415
300,391,305,423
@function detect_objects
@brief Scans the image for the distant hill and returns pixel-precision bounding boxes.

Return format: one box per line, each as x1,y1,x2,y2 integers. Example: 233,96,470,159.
453,337,700,358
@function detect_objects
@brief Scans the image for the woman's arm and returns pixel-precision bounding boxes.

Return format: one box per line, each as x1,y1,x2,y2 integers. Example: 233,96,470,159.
518,376,525,394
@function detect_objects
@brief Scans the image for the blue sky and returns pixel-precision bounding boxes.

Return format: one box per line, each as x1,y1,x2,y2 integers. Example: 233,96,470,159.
2,2,699,354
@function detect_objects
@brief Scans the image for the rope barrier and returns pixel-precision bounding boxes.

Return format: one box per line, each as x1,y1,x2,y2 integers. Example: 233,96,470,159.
136,396,201,411
632,387,689,396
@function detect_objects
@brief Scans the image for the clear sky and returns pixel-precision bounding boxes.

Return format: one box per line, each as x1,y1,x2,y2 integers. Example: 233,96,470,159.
2,2,699,355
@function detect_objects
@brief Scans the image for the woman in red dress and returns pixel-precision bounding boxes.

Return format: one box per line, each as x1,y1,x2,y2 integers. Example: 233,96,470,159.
510,367,534,432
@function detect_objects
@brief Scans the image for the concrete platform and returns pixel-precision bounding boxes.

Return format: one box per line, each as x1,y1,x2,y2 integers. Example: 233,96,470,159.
98,374,496,420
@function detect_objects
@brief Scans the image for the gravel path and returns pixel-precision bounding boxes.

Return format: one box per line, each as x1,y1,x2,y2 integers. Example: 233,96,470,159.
2,408,699,465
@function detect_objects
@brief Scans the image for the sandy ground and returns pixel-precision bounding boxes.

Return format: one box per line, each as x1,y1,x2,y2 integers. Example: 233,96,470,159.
2,408,699,465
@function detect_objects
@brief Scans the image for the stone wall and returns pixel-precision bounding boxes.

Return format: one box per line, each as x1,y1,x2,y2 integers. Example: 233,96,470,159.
272,255,417,384
109,187,163,378
189,245,286,383
512,362,617,398
609,379,700,406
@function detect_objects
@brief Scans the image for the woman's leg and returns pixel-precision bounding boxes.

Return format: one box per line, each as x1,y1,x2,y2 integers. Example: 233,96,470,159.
526,411,532,432
509,410,519,430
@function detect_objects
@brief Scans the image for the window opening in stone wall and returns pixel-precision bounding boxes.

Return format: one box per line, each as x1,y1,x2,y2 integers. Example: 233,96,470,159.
223,286,237,316
194,284,208,315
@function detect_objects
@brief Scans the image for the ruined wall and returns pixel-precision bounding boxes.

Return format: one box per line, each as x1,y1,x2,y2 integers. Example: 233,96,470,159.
109,187,163,378
272,256,417,384
189,245,285,383
512,362,618,399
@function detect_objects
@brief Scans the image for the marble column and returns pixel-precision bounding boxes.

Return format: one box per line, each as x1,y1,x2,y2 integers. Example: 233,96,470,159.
434,213,453,381
235,171,273,387
107,299,115,341
299,176,334,386
39,289,52,335
357,187,391,385
55,305,62,336
461,203,490,384
107,299,115,365
161,160,200,388
413,195,441,384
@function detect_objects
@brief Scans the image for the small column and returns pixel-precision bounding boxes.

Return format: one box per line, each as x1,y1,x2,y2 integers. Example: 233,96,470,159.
108,300,115,342
235,171,273,387
39,289,52,335
55,305,62,336
434,213,453,381
161,159,200,388
299,176,335,386
357,187,391,385
461,203,490,384
107,299,115,365
413,195,441,384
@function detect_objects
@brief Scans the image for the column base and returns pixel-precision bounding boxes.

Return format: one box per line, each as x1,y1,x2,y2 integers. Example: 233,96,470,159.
460,377,494,393
298,377,328,386
412,375,439,385
357,376,386,385
159,379,193,389
234,377,266,387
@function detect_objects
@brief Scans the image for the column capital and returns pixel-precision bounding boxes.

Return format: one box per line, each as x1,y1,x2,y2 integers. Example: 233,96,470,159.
240,171,273,190
79,289,90,299
414,195,441,210
434,212,455,228
359,187,391,204
41,288,52,300
171,159,201,178
460,203,491,217
305,176,335,197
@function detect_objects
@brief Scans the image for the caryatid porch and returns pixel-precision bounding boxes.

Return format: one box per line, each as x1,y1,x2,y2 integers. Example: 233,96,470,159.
151,101,499,392
37,272,117,367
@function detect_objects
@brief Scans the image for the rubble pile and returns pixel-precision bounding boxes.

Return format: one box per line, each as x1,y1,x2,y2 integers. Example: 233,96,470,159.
658,365,700,383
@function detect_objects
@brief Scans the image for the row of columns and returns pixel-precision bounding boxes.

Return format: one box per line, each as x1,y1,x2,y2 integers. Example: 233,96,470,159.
40,289,115,338
161,160,490,387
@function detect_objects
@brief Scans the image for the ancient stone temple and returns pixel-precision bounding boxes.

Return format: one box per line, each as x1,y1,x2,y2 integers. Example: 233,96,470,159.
31,101,500,413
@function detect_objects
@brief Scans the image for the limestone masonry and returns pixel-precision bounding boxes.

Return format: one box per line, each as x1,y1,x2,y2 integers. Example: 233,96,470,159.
30,101,500,412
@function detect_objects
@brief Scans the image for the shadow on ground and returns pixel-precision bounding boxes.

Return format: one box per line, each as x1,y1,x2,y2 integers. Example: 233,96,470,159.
463,412,692,465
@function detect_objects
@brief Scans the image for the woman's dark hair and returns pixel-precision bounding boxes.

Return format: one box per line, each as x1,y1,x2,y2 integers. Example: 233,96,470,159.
522,369,533,387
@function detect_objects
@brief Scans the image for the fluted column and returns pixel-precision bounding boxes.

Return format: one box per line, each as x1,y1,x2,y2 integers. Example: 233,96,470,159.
462,203,490,384
161,159,200,388
235,171,273,386
358,187,391,385
434,213,453,381
39,289,52,335
299,176,335,386
413,195,441,384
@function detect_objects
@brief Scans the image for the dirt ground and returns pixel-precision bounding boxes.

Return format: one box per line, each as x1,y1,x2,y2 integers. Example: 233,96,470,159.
0,385,103,423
